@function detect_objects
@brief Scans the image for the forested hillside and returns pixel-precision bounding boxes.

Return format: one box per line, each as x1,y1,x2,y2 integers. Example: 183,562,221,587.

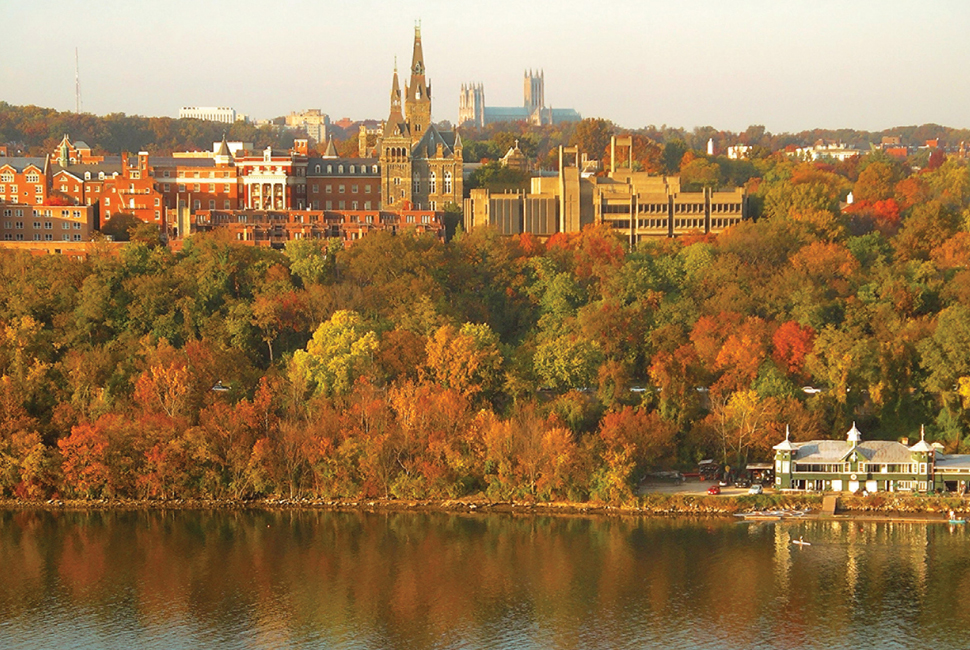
1,146,969,503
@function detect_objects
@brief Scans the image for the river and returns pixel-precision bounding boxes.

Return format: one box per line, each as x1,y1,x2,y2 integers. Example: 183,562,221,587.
0,509,967,649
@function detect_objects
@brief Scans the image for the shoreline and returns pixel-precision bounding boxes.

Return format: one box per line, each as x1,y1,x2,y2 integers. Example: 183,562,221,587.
1,492,967,520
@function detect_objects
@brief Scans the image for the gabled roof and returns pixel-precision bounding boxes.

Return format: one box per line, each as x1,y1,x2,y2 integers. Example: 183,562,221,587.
0,157,48,173
411,124,457,159
50,159,123,176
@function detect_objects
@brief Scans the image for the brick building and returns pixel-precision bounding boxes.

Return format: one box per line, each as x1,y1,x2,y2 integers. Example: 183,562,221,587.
0,157,50,206
0,203,95,244
189,207,443,247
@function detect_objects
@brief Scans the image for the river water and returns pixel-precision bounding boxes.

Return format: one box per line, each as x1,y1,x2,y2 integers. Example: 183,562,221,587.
0,509,967,649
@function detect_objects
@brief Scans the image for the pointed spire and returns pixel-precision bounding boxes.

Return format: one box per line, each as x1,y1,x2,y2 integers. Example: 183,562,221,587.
410,22,425,76
847,421,862,444
323,136,338,158
215,133,231,157
909,424,935,453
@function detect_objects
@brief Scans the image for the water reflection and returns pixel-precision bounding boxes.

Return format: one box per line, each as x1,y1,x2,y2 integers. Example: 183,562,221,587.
0,510,969,649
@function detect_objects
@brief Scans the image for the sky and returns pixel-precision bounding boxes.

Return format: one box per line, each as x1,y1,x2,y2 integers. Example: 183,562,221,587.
3,0,969,134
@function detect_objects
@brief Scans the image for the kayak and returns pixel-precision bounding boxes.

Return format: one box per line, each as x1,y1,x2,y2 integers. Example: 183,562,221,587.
792,540,811,546
949,519,967,524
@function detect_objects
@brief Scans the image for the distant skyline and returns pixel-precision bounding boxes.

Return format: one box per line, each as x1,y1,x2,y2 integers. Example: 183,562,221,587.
3,0,969,134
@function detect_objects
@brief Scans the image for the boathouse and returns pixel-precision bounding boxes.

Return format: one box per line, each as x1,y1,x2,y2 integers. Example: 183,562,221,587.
773,424,970,494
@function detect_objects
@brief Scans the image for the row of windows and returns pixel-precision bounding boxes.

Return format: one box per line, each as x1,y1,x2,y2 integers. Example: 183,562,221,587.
312,164,379,175
0,185,44,194
311,201,376,210
2,233,82,241
410,172,453,194
2,221,83,230
163,183,233,193
310,184,376,195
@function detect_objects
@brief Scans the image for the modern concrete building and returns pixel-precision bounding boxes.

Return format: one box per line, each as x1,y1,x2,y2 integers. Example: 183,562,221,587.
179,106,237,123
463,136,746,241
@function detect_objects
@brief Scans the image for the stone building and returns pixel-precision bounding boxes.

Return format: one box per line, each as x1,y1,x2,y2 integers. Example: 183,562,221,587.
459,70,581,128
379,26,463,211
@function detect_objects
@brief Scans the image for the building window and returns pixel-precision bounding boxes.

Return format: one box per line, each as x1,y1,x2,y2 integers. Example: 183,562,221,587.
352,201,358,210
178,184,185,192
365,184,371,194
194,184,200,192
325,201,332,209
338,185,345,193
444,171,452,194
209,200,216,209
338,165,344,173
364,201,371,210
325,185,332,193
338,201,345,209
352,185,358,194
224,200,230,209
413,178,420,193
73,223,81,230
193,200,201,210
73,234,82,241
154,198,161,206
327,165,332,173
430,172,436,194
312,185,318,193
350,165,356,174
62,222,70,230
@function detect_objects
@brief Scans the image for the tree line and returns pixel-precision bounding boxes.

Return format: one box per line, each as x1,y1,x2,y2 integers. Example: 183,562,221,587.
1,145,970,503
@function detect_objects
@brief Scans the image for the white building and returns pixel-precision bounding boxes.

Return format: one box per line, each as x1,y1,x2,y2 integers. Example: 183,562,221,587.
179,106,237,124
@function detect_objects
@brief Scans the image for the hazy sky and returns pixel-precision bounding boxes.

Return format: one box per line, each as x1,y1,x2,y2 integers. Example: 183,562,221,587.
3,0,969,133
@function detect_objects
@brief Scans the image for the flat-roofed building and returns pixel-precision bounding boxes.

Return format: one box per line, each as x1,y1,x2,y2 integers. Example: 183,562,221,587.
464,136,746,241
179,106,237,123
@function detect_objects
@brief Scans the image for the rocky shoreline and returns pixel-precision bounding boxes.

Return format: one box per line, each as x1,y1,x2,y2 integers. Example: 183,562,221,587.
1,492,967,517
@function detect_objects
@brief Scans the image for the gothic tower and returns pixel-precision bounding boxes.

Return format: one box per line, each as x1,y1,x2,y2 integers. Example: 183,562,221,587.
524,69,544,113
404,24,432,137
381,64,413,209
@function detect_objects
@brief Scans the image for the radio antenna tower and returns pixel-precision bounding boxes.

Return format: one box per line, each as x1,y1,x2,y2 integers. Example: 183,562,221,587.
75,48,82,114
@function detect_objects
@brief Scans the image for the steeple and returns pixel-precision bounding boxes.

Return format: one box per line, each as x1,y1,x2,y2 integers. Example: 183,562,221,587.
384,61,408,139
404,22,431,136
214,133,232,166
323,136,338,159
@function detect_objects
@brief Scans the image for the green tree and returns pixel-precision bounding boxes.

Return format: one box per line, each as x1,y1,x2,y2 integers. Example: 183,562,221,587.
290,310,379,397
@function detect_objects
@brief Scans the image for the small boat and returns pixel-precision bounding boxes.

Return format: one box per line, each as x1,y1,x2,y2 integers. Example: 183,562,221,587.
949,519,967,525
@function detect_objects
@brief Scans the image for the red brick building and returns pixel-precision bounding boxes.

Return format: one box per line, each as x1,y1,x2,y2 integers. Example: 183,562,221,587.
306,156,381,211
0,157,50,206
189,208,443,247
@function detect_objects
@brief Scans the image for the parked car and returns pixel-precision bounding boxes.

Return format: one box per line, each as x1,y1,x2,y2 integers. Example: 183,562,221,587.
734,477,751,488
748,484,763,495
707,485,721,495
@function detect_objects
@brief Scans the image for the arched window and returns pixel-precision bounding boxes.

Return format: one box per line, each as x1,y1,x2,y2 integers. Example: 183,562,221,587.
315,165,320,173
84,172,91,180
327,165,332,173
429,171,436,194
350,165,356,174
338,165,344,174
444,170,452,194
